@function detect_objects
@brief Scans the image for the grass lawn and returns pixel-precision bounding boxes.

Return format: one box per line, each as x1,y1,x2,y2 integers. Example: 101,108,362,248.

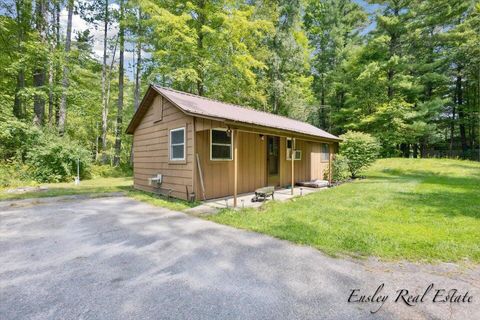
0,177,133,201
208,158,480,263
0,177,196,211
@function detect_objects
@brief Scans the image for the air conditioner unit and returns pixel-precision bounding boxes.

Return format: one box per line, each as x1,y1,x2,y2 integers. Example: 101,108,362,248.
148,174,163,186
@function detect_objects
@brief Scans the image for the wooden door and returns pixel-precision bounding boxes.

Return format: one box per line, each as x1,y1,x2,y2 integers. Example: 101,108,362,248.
267,136,280,187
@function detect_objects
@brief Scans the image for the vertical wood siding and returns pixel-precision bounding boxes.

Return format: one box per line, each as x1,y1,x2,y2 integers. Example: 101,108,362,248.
132,95,335,200
195,119,267,199
279,138,330,186
133,94,194,200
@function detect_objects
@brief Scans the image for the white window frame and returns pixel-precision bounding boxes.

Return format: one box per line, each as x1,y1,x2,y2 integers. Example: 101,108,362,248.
210,128,233,161
286,138,293,160
286,138,301,160
169,127,186,161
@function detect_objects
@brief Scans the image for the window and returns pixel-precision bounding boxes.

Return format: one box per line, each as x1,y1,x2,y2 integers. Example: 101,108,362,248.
321,143,330,161
286,138,301,160
286,138,292,160
210,128,232,160
169,127,185,161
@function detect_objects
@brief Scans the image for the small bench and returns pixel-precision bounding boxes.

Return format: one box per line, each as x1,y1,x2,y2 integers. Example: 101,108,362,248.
251,186,275,202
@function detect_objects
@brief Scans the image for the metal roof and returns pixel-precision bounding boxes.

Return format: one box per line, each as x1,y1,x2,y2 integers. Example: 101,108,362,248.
127,84,340,141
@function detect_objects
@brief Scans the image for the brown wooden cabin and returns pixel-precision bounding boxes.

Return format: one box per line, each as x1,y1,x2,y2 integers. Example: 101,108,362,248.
126,85,341,206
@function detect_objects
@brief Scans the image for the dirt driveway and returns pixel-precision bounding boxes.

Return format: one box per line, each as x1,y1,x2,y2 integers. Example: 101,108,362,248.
0,197,478,319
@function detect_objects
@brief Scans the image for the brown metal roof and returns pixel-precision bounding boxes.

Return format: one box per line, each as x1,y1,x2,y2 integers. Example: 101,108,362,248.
127,84,340,141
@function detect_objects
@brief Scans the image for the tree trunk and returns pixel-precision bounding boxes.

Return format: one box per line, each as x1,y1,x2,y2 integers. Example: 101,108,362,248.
13,0,26,119
101,0,109,164
130,8,143,166
195,0,205,96
58,0,73,135
33,0,47,126
420,137,427,158
456,66,468,156
14,70,25,119
133,8,142,111
113,0,124,166
400,143,409,158
53,0,60,125
48,63,54,124
47,3,55,126
320,73,326,128
387,7,399,100
450,105,456,154
412,144,418,158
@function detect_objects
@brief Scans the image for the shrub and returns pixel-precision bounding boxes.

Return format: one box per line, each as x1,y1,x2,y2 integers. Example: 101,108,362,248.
0,117,41,161
0,161,33,188
90,164,132,178
25,134,92,183
339,131,380,178
332,154,350,182
323,154,350,183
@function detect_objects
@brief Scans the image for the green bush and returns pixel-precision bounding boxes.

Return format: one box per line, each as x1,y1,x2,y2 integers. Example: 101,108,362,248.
0,161,33,188
323,154,350,182
25,134,92,183
332,154,350,182
339,131,380,178
0,117,41,161
90,164,133,178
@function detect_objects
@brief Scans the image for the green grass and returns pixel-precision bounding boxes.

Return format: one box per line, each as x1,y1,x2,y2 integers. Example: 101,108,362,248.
0,176,196,211
0,177,133,201
208,158,480,263
127,189,199,211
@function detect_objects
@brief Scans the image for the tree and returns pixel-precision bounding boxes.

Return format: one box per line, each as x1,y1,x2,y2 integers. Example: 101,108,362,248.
139,0,272,107
101,0,110,163
113,0,125,166
304,0,367,130
261,0,314,119
33,0,48,126
12,0,32,119
58,0,74,135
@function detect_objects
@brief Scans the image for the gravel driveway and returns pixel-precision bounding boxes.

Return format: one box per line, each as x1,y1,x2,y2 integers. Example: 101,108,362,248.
0,196,478,320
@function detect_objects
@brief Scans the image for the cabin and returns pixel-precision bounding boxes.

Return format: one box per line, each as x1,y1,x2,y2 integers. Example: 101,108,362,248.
126,85,341,206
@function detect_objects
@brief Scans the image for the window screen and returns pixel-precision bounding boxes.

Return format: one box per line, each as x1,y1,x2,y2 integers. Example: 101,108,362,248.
170,128,185,160
211,129,232,160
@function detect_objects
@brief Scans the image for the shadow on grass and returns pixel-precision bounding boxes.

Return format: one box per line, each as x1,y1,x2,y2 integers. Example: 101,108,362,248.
367,169,480,219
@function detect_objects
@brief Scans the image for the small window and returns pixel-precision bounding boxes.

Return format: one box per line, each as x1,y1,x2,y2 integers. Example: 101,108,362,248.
210,128,232,160
321,143,330,161
286,138,292,160
169,127,185,161
286,138,300,160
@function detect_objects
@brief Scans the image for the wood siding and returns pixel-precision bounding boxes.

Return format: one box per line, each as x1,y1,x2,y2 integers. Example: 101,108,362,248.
195,118,267,199
309,142,330,181
133,94,194,200
279,138,330,187
131,93,335,201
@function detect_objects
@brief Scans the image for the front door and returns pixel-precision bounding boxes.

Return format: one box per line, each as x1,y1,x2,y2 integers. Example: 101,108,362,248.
267,136,280,187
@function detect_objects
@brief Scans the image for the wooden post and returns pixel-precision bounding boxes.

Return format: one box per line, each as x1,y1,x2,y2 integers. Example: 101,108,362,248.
328,143,333,184
291,137,295,195
196,153,206,200
233,129,238,207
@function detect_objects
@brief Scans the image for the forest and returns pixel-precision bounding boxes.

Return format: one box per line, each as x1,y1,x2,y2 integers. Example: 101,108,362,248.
0,0,479,185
